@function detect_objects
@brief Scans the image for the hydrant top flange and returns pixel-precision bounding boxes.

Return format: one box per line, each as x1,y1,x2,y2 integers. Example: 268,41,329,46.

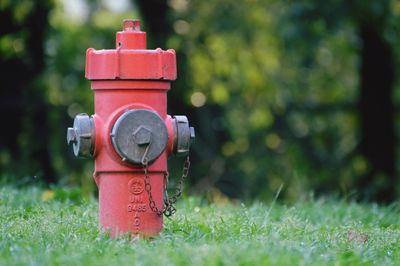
111,109,168,164
85,19,177,81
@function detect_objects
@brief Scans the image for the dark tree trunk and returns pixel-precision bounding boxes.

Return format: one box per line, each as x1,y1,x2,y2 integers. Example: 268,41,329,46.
135,0,171,47
357,23,395,202
0,1,55,183
27,1,56,183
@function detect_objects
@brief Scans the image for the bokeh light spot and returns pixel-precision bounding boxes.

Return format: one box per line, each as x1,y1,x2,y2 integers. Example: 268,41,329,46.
265,133,281,150
173,20,190,35
191,92,206,107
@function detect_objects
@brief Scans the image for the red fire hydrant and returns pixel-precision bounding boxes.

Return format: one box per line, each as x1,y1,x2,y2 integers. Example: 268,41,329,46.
67,19,194,238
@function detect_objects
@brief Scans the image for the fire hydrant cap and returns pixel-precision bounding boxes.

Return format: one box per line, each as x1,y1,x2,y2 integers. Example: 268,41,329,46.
173,115,194,156
111,109,168,164
67,113,95,157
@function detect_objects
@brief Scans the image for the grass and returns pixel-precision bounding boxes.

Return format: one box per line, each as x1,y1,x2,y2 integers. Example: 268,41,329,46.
0,186,399,266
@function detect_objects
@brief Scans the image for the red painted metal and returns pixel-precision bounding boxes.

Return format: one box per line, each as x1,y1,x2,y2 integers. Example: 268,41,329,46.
87,20,177,238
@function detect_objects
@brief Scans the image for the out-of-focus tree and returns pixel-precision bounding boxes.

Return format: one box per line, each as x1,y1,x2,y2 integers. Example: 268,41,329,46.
0,0,54,182
352,0,396,202
165,0,400,202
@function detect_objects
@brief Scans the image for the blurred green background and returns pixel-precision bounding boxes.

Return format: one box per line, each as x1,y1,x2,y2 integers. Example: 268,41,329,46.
1,0,400,203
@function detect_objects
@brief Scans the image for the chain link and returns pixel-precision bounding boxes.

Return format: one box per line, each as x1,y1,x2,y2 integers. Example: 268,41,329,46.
142,158,164,216
142,153,191,217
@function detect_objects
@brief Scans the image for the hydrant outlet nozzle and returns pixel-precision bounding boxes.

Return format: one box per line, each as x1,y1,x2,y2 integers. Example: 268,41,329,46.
173,115,195,156
66,113,95,158
111,109,168,164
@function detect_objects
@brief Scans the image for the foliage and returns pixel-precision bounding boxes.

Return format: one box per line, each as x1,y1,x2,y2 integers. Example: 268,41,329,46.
1,186,399,265
167,0,400,200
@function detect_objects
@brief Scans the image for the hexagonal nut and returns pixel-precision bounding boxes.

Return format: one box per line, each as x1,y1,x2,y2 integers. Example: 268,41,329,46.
67,127,77,144
132,126,152,146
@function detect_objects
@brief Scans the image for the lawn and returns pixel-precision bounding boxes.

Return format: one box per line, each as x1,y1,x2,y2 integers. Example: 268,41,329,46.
0,186,399,266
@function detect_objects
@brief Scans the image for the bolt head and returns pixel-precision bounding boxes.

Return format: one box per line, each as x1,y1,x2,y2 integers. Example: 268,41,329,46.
67,127,77,144
190,127,195,144
132,126,152,146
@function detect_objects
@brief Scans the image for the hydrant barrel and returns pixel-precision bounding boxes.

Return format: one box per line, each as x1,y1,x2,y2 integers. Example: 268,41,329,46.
67,19,194,238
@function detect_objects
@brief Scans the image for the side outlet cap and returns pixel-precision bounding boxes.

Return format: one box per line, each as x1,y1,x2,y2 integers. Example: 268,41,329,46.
111,109,168,164
173,115,195,156
67,113,95,158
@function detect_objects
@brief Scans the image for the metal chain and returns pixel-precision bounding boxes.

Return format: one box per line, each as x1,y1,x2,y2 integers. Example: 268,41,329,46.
142,157,163,216
142,153,191,217
169,156,190,205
